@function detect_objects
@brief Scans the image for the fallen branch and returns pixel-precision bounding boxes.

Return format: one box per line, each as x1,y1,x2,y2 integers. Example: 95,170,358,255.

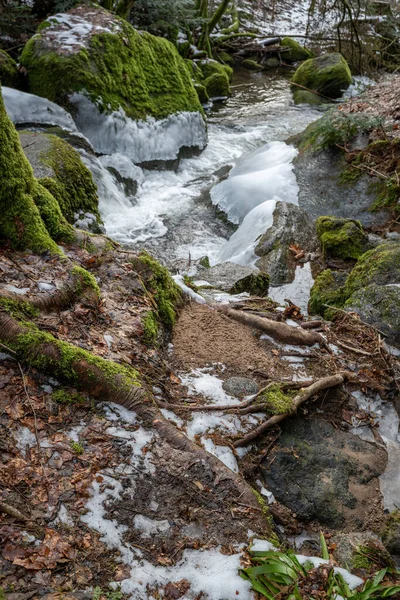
290,81,335,102
233,374,346,447
215,306,325,346
0,500,29,522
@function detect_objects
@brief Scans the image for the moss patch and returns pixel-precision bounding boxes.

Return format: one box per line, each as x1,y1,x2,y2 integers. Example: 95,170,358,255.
52,389,86,404
200,59,233,82
344,241,400,297
281,37,312,62
0,50,20,88
241,59,263,71
21,6,202,121
229,273,270,297
142,311,159,346
308,269,348,317
258,384,293,415
316,216,369,260
204,73,230,98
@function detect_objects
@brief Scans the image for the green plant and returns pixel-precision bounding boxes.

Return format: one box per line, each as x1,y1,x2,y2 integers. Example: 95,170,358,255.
70,440,84,455
92,586,123,600
241,536,400,599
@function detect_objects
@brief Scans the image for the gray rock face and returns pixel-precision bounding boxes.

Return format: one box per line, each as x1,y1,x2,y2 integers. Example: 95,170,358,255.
222,377,259,398
345,284,400,345
294,147,388,227
197,262,258,291
261,418,387,529
19,132,54,180
254,201,318,284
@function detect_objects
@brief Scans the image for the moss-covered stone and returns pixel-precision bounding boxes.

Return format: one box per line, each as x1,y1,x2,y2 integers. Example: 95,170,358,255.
200,59,233,82
204,73,230,99
194,83,209,105
316,216,369,260
308,269,348,317
229,272,270,297
291,89,323,105
21,5,202,121
291,53,352,103
133,252,182,329
258,384,293,415
281,37,313,62
0,50,20,88
241,59,263,71
344,241,400,297
218,51,234,66
0,85,62,254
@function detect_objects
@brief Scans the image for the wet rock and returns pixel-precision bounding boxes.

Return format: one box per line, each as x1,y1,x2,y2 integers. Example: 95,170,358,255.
242,59,263,71
345,284,400,345
316,216,370,260
291,53,352,103
197,262,258,292
281,37,313,63
222,377,259,397
261,418,387,529
229,272,270,296
255,201,318,284
309,269,347,317
383,511,400,555
332,532,390,569
264,57,280,69
99,153,144,197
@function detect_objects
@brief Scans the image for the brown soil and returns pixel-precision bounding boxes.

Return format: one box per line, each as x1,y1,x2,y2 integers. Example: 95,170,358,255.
172,303,289,376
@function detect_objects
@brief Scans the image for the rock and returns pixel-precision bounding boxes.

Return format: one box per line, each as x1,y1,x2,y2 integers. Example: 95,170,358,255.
291,89,324,105
264,57,280,69
218,51,235,66
199,59,233,82
241,59,263,71
383,510,400,555
345,284,400,345
291,53,352,102
204,73,231,99
332,532,391,569
281,37,313,63
19,131,102,231
197,262,258,291
99,153,144,197
308,269,347,317
261,417,387,529
229,272,270,297
0,50,20,88
222,377,259,397
254,201,318,285
316,216,370,260
20,5,206,161
344,241,400,296
194,83,209,105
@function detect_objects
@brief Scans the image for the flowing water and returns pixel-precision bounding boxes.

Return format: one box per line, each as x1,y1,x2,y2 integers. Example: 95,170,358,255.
95,71,320,269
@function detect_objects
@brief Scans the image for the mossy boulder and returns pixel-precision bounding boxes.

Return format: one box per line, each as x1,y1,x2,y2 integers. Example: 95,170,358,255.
291,53,352,103
199,59,233,82
229,272,270,297
19,131,101,231
218,51,234,66
383,510,400,555
194,83,209,105
308,269,348,316
344,241,400,297
281,37,313,63
0,50,20,88
204,73,230,99
316,216,370,260
241,59,263,71
20,5,203,122
0,85,70,254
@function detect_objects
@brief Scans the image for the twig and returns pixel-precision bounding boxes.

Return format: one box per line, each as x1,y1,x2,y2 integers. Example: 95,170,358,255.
335,339,373,356
0,341,16,354
18,363,46,477
233,374,347,447
0,500,29,522
290,81,335,102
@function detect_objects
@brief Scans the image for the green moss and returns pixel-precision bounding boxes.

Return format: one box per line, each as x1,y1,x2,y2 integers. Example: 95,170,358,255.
229,273,270,297
344,242,400,297
0,86,61,255
200,59,233,82
241,59,263,71
194,83,209,105
252,489,279,545
5,320,141,390
71,265,101,298
218,51,234,66
142,311,158,345
292,53,352,101
38,135,100,224
308,269,348,317
204,73,230,98
352,542,395,572
199,256,210,268
21,7,202,121
258,384,294,415
316,216,368,260
0,297,39,320
32,182,75,242
281,37,313,62
0,50,20,88
135,252,182,328
70,440,84,454
52,389,86,404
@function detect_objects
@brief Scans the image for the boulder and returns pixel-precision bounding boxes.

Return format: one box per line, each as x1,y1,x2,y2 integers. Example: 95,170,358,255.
308,269,347,317
0,50,20,88
332,532,393,570
281,37,313,63
316,216,370,260
291,53,352,103
199,59,233,82
383,510,400,555
204,72,230,99
218,51,235,66
229,272,270,296
261,417,387,529
222,377,259,397
254,201,318,285
344,241,400,297
241,59,263,71
264,57,280,69
196,262,258,292
19,131,102,232
20,5,206,162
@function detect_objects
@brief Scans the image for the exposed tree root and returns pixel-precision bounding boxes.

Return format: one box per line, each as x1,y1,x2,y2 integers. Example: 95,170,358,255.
0,267,100,312
233,374,347,447
215,306,325,346
0,311,267,524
